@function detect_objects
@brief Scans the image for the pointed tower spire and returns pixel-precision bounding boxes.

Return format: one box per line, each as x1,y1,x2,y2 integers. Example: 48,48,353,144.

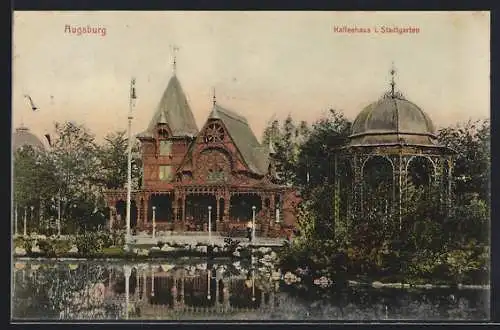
212,87,217,106
171,45,179,76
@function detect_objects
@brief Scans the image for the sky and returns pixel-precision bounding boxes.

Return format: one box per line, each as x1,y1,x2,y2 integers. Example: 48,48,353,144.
12,11,490,144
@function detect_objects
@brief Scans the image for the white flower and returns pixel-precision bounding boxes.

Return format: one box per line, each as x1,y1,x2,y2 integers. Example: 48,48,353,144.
14,247,26,256
68,246,78,253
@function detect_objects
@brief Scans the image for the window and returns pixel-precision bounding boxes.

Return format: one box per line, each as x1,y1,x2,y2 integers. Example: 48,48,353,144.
159,165,173,181
159,140,172,156
203,123,225,143
207,169,226,182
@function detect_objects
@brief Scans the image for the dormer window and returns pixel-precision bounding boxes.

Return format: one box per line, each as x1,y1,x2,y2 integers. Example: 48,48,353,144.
203,123,225,143
158,128,169,139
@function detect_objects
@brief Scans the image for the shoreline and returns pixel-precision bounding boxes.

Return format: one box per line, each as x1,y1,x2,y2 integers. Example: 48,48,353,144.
13,257,490,290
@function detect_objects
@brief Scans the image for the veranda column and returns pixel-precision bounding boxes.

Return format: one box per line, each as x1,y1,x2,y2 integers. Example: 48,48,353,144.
109,205,115,230
260,193,269,237
181,193,186,231
216,195,222,232
269,194,275,232
224,191,230,223
135,198,142,231
143,194,149,232
173,191,180,231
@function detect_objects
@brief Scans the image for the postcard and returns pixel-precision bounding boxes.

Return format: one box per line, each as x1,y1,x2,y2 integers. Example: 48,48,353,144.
11,11,490,322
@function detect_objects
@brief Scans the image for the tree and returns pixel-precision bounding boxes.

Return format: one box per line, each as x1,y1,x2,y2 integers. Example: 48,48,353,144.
295,109,351,189
48,121,103,232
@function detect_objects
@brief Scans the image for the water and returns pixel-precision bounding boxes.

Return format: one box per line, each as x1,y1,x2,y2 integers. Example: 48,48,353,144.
11,259,490,321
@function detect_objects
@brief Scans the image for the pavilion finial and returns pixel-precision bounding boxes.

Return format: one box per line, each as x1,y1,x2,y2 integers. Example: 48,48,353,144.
171,45,179,75
390,61,396,97
212,87,216,106
382,62,405,100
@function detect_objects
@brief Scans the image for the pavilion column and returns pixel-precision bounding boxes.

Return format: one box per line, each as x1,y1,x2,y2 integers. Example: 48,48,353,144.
392,155,406,232
446,156,454,215
351,155,364,223
333,154,341,236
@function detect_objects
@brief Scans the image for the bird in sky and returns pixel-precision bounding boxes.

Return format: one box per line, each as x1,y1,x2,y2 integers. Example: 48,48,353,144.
24,94,38,111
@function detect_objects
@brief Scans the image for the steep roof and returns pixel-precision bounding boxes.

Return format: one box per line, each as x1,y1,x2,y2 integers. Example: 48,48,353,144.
138,75,198,138
207,104,270,175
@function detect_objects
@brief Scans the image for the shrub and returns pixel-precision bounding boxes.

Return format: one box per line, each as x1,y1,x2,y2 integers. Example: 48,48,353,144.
157,241,166,249
75,232,104,255
37,239,57,257
223,238,241,254
14,237,25,249
22,237,34,253
111,230,126,247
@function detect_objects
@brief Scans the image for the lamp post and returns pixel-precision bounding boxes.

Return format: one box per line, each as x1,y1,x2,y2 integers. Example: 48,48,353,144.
208,205,212,245
252,206,256,242
23,207,27,237
152,206,156,240
126,78,137,243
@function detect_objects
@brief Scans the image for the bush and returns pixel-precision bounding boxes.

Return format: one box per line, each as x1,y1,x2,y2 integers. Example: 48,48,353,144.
157,241,166,249
111,230,126,247
75,232,105,255
223,238,241,254
37,239,57,257
14,237,25,249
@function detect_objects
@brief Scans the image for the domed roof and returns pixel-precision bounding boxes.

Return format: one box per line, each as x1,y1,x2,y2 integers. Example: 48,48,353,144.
349,92,438,147
13,126,45,151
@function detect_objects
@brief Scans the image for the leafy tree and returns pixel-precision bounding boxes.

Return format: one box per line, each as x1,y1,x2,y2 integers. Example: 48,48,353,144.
95,131,142,190
295,109,351,189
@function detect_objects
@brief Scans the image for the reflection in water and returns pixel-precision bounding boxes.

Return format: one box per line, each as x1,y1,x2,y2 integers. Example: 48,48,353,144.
11,259,489,321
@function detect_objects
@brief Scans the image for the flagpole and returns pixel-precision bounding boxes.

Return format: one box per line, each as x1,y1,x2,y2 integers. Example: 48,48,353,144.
126,78,136,242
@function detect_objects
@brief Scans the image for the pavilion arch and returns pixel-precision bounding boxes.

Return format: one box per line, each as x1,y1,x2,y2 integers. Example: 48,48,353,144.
406,155,436,187
361,155,395,222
